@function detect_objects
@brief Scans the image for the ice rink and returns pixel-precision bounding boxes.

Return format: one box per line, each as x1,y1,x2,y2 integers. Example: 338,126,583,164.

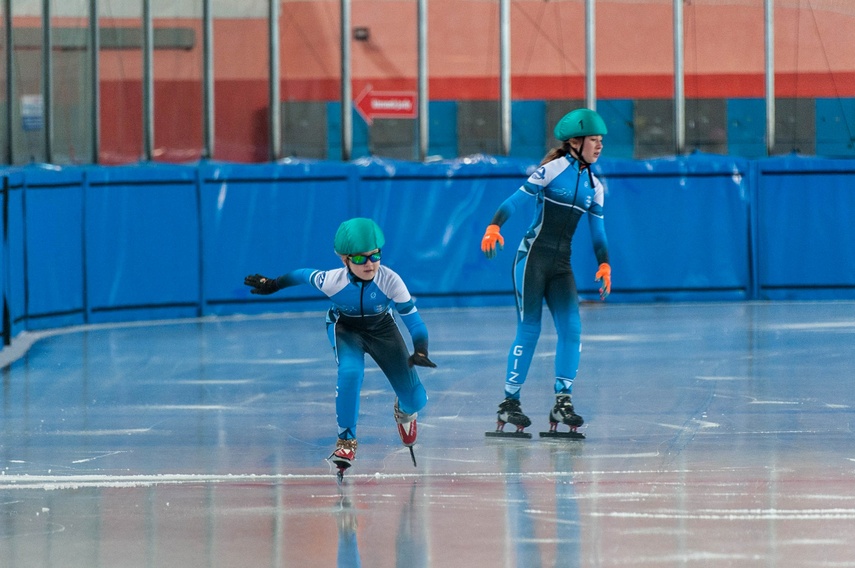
1,301,854,567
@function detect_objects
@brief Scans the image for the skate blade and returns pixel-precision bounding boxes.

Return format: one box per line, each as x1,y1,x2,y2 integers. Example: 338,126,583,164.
330,458,353,469
539,431,585,440
485,431,533,439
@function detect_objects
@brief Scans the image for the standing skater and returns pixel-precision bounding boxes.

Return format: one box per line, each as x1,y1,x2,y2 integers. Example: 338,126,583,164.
481,108,612,439
244,218,436,477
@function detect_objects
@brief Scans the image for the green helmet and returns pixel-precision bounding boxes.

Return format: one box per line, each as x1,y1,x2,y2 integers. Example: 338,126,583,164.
334,218,385,255
553,108,608,140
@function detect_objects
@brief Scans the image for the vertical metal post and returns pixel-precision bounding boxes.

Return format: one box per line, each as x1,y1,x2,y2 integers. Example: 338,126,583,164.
673,0,685,154
42,0,53,162
765,0,774,155
142,0,153,161
4,0,13,164
417,0,428,161
202,0,214,159
340,0,352,161
269,0,281,161
499,0,510,155
90,0,100,163
585,0,595,110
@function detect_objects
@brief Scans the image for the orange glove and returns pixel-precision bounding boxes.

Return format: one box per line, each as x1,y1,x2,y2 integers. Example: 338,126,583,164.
481,224,504,259
595,263,611,300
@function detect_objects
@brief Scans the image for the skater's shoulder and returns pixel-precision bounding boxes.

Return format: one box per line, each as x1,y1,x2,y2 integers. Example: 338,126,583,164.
372,265,407,286
312,266,350,292
372,266,412,299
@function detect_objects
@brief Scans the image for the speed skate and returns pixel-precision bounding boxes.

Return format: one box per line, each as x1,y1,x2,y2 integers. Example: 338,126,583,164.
539,423,585,440
486,397,533,438
485,426,532,439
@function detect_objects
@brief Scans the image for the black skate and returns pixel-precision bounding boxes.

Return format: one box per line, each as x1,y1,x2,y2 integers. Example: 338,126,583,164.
540,394,585,440
485,397,533,439
328,438,358,481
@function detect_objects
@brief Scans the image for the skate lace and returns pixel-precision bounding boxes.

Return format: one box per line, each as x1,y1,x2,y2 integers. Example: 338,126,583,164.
336,438,358,451
499,398,522,412
553,395,575,414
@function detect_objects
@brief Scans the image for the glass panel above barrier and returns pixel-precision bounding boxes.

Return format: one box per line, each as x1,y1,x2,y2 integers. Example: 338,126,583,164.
49,0,94,165
9,1,46,165
99,0,142,164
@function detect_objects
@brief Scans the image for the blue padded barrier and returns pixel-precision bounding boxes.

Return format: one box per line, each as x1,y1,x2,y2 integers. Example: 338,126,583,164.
199,160,354,315
1,170,26,342
2,154,855,352
589,153,754,302
351,155,534,308
84,164,201,323
0,172,5,343
756,155,855,300
20,165,86,330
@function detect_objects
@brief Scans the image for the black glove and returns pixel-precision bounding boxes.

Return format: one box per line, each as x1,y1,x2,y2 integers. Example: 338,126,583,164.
408,352,436,368
244,274,280,295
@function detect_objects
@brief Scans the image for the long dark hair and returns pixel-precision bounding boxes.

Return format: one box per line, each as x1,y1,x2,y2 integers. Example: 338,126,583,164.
540,140,575,166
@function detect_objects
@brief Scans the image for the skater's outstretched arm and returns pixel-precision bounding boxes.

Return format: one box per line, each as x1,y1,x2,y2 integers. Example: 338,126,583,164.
244,269,319,295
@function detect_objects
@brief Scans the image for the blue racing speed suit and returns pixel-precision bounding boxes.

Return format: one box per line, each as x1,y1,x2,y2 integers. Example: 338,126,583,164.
489,154,609,399
272,265,429,440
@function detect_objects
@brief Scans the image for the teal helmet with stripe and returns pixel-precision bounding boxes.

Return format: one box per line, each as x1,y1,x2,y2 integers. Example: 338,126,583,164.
334,218,385,255
554,108,608,140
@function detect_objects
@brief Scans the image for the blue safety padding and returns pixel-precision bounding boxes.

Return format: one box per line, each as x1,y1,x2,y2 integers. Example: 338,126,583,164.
198,160,354,315
756,155,855,299
21,165,87,330
584,153,753,301
0,172,4,341
351,156,534,306
84,163,201,323
4,170,27,337
3,152,855,352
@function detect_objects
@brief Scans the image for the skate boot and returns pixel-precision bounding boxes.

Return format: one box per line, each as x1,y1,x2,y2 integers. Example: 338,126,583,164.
485,397,533,439
394,399,419,467
329,438,358,479
540,394,585,439
393,399,418,447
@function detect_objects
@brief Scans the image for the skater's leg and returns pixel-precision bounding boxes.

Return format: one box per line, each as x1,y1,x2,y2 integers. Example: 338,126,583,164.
505,247,547,399
333,325,367,439
363,315,425,449
504,321,541,398
365,316,427,415
545,269,581,395
545,270,585,428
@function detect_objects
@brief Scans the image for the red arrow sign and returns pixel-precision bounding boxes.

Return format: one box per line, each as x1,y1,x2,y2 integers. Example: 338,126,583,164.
354,85,417,124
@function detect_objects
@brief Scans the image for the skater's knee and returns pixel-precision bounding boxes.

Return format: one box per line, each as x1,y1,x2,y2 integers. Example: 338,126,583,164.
337,362,363,385
515,322,541,343
396,387,427,415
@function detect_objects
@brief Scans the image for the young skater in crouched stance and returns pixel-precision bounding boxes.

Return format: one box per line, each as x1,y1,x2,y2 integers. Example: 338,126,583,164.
481,108,612,439
244,218,436,477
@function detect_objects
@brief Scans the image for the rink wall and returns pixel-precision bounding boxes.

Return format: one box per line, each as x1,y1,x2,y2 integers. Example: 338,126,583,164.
2,153,855,345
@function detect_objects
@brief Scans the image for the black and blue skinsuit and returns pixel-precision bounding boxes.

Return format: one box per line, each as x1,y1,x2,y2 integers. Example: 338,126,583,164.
490,154,609,399
270,266,428,440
